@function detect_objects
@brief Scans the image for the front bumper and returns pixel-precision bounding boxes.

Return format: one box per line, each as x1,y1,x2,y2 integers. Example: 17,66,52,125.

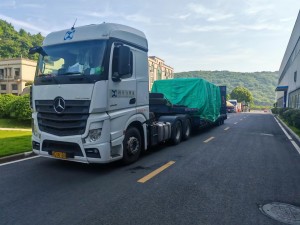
32,134,122,163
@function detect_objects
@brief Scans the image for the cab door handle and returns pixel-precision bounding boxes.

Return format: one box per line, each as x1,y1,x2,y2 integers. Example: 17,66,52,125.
129,98,136,104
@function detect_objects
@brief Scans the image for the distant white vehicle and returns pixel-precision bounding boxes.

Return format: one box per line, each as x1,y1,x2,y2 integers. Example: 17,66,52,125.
228,100,238,112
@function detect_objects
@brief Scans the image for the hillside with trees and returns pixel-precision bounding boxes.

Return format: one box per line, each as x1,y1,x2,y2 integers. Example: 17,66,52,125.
175,71,279,107
0,19,44,60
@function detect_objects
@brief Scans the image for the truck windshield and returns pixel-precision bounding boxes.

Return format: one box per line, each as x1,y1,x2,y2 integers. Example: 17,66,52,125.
35,40,107,84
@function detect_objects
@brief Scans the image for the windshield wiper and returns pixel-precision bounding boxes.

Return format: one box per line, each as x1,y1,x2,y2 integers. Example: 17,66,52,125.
37,74,58,84
59,72,83,76
38,74,54,77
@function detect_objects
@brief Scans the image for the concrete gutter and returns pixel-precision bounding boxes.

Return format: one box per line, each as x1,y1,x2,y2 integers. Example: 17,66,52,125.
0,151,36,164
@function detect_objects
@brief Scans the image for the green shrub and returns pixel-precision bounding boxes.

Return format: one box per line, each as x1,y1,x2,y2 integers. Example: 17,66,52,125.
282,109,298,125
291,110,300,129
9,94,32,120
278,107,290,117
0,94,18,118
271,107,278,114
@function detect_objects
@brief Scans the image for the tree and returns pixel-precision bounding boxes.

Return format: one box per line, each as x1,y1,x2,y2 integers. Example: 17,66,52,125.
230,86,253,103
226,93,230,100
0,19,44,60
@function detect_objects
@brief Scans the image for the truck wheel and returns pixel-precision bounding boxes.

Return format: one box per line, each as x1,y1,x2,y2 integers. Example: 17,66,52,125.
171,120,182,145
182,119,191,141
122,127,141,165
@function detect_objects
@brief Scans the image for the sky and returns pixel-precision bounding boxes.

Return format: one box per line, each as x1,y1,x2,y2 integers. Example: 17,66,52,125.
0,0,299,73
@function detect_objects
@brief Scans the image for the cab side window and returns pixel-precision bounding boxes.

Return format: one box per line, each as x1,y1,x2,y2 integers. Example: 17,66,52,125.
112,45,133,79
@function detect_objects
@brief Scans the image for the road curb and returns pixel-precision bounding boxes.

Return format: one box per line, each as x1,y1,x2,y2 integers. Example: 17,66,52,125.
275,115,300,145
0,151,36,164
0,128,31,131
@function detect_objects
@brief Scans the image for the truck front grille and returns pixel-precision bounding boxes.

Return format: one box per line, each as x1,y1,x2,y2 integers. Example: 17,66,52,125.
35,99,90,136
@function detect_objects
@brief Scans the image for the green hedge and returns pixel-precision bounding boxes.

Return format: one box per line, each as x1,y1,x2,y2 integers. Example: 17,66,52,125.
272,107,300,129
0,94,31,120
0,94,18,118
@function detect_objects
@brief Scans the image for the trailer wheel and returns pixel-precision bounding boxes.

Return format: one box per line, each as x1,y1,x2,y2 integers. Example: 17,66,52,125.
171,120,182,145
182,119,191,141
122,127,141,165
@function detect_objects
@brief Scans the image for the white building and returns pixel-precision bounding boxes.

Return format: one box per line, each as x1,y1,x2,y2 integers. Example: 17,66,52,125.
0,58,36,95
276,11,300,108
148,56,174,90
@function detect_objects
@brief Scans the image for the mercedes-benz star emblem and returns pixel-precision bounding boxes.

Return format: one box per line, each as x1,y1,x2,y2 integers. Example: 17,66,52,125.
53,97,66,114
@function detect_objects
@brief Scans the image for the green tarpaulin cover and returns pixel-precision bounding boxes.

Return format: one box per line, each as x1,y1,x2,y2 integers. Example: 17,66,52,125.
151,78,221,122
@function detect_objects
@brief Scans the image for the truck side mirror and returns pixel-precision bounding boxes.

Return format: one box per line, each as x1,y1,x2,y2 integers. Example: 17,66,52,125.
118,46,131,76
29,46,47,56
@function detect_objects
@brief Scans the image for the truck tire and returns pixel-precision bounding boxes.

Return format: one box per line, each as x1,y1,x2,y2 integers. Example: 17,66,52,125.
122,127,141,165
171,120,182,145
182,119,191,141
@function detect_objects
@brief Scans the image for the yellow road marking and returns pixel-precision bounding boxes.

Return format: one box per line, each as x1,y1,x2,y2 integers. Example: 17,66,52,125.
204,137,215,143
137,161,175,183
224,127,230,131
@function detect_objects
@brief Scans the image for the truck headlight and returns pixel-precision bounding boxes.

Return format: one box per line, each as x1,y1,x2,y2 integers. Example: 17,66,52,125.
32,120,41,139
88,128,102,142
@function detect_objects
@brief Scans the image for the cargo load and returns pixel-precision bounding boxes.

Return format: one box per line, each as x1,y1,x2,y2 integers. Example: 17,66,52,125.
151,78,221,122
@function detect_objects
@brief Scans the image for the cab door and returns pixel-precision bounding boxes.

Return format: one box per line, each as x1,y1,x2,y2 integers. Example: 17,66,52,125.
108,43,136,112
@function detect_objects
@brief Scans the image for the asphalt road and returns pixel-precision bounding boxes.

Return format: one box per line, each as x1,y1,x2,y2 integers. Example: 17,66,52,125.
1,112,300,225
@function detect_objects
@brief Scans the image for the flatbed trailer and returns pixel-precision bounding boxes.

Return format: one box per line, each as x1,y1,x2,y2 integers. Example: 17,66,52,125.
147,85,227,146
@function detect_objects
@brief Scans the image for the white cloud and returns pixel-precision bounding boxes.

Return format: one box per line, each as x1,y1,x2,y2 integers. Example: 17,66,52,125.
187,3,234,22
20,3,45,9
125,14,152,24
181,25,231,33
181,20,283,33
0,14,48,34
207,14,233,22
80,10,153,25
245,3,274,15
279,17,293,23
0,1,16,8
178,14,190,20
81,11,116,19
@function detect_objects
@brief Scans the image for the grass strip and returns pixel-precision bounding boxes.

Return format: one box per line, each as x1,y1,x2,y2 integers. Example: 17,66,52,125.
0,119,31,129
280,117,300,138
0,130,32,157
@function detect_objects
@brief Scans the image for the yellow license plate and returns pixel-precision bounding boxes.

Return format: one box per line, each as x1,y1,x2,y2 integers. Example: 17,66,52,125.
52,151,67,159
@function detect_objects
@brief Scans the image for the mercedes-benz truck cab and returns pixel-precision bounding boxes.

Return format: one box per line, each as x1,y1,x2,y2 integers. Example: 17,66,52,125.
31,23,149,164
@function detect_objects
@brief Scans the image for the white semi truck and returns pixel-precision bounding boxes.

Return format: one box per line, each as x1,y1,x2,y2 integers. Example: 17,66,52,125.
30,23,227,164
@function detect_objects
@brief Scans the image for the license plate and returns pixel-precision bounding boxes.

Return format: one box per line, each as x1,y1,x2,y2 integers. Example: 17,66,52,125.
52,151,67,159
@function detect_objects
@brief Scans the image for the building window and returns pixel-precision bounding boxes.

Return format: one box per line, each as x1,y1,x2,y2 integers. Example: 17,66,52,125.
157,66,162,80
0,69,4,77
1,84,6,90
294,71,297,82
12,84,18,90
15,68,20,78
